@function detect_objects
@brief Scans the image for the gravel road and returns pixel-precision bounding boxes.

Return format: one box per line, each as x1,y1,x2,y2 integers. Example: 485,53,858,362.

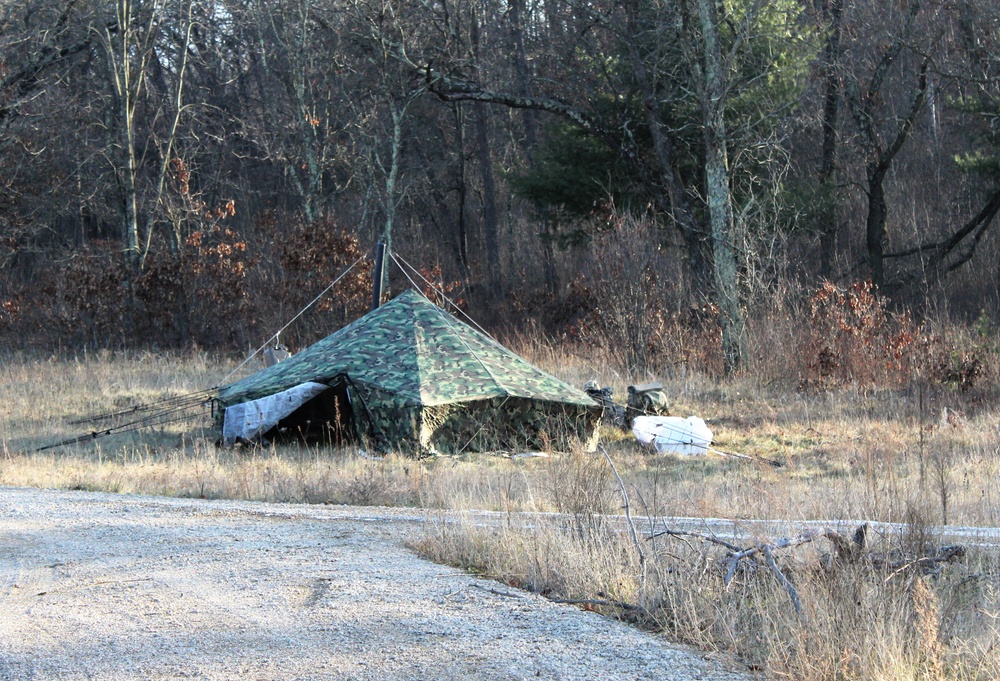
0,487,748,681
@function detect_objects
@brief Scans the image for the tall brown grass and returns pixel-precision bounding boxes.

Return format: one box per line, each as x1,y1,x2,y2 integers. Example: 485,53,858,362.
415,504,999,680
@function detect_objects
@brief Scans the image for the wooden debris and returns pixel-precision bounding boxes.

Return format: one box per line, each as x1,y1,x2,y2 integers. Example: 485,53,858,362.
652,521,967,618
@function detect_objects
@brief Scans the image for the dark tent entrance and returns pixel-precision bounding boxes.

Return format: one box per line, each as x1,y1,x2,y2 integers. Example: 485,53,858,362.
223,377,361,447
267,378,356,446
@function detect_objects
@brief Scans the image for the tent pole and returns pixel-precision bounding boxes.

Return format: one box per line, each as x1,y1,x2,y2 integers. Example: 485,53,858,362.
371,238,386,311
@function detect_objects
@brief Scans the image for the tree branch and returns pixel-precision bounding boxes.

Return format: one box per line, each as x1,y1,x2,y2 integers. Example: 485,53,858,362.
647,527,742,553
424,68,604,135
885,188,1000,276
763,544,805,620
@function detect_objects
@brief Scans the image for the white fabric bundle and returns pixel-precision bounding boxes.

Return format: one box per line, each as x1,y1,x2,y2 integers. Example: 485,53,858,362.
632,415,713,455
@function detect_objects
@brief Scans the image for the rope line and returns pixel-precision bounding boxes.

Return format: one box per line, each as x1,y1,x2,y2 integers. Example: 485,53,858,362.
69,389,216,425
391,250,569,396
390,251,501,345
37,401,212,452
41,254,366,452
221,254,365,385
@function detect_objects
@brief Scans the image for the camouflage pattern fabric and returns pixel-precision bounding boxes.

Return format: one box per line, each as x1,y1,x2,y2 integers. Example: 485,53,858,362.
626,386,670,416
218,290,600,453
417,397,597,454
347,384,599,454
624,384,670,428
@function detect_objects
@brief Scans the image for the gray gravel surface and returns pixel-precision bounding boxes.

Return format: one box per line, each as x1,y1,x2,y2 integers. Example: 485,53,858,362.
0,487,749,680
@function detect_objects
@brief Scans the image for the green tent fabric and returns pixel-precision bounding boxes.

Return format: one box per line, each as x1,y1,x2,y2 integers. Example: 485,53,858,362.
218,290,600,453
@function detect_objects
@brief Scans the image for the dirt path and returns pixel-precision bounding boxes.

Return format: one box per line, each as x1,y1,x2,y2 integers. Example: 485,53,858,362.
0,487,747,681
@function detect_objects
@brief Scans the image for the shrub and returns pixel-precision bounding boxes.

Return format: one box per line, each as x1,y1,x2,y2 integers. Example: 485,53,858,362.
798,280,921,390
44,243,129,347
272,214,372,347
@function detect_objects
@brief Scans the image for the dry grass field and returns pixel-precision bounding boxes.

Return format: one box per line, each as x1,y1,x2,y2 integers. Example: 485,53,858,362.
2,346,999,679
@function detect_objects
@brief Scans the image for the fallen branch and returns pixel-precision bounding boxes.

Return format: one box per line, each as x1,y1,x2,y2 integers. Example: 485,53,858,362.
879,544,967,580
647,521,968,621
471,583,527,599
548,596,641,612
724,531,823,586
763,545,805,620
647,527,742,553
600,445,645,574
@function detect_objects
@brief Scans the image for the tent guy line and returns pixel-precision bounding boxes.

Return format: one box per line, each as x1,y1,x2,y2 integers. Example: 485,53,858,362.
35,405,214,452
68,389,217,426
390,250,502,346
221,254,367,385
40,245,715,457
36,254,369,452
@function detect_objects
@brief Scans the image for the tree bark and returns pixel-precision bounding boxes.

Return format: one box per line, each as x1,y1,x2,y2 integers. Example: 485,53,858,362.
508,0,538,150
470,9,500,291
843,0,927,289
474,106,500,289
696,0,744,374
852,58,928,289
865,162,889,288
818,0,843,278
105,0,146,277
381,98,405,296
454,103,470,274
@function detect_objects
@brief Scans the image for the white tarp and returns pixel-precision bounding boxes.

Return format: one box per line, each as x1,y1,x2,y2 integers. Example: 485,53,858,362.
632,415,713,455
223,381,329,443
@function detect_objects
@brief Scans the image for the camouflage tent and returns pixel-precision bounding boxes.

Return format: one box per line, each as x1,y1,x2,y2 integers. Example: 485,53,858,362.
217,290,600,454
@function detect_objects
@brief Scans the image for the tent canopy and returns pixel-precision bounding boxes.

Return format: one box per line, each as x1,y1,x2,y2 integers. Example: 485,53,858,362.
218,290,600,453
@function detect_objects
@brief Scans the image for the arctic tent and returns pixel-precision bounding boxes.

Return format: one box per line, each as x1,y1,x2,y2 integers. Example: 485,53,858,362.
217,290,601,454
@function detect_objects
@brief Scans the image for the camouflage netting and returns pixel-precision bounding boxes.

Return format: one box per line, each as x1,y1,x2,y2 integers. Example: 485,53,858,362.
218,290,600,453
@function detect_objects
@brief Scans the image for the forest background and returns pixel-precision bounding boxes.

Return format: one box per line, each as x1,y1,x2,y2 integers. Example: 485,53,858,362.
1,0,999,381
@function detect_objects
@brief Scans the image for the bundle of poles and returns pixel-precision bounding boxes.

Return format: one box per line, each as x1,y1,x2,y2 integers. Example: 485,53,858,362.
36,388,217,452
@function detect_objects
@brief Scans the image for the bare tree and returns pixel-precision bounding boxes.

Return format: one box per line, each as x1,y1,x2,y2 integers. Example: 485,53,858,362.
817,0,844,278
841,0,931,290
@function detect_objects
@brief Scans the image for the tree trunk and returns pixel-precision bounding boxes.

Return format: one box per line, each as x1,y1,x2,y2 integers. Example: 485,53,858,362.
818,0,843,278
696,0,744,374
508,0,537,150
110,10,141,277
454,103,470,273
540,213,559,295
381,99,404,297
143,0,195,263
121,89,140,275
857,59,928,290
866,162,889,288
623,0,711,291
842,2,928,291
470,10,500,291
474,105,500,290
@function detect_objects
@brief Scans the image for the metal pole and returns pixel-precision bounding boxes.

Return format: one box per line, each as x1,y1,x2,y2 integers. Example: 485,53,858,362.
371,238,386,311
